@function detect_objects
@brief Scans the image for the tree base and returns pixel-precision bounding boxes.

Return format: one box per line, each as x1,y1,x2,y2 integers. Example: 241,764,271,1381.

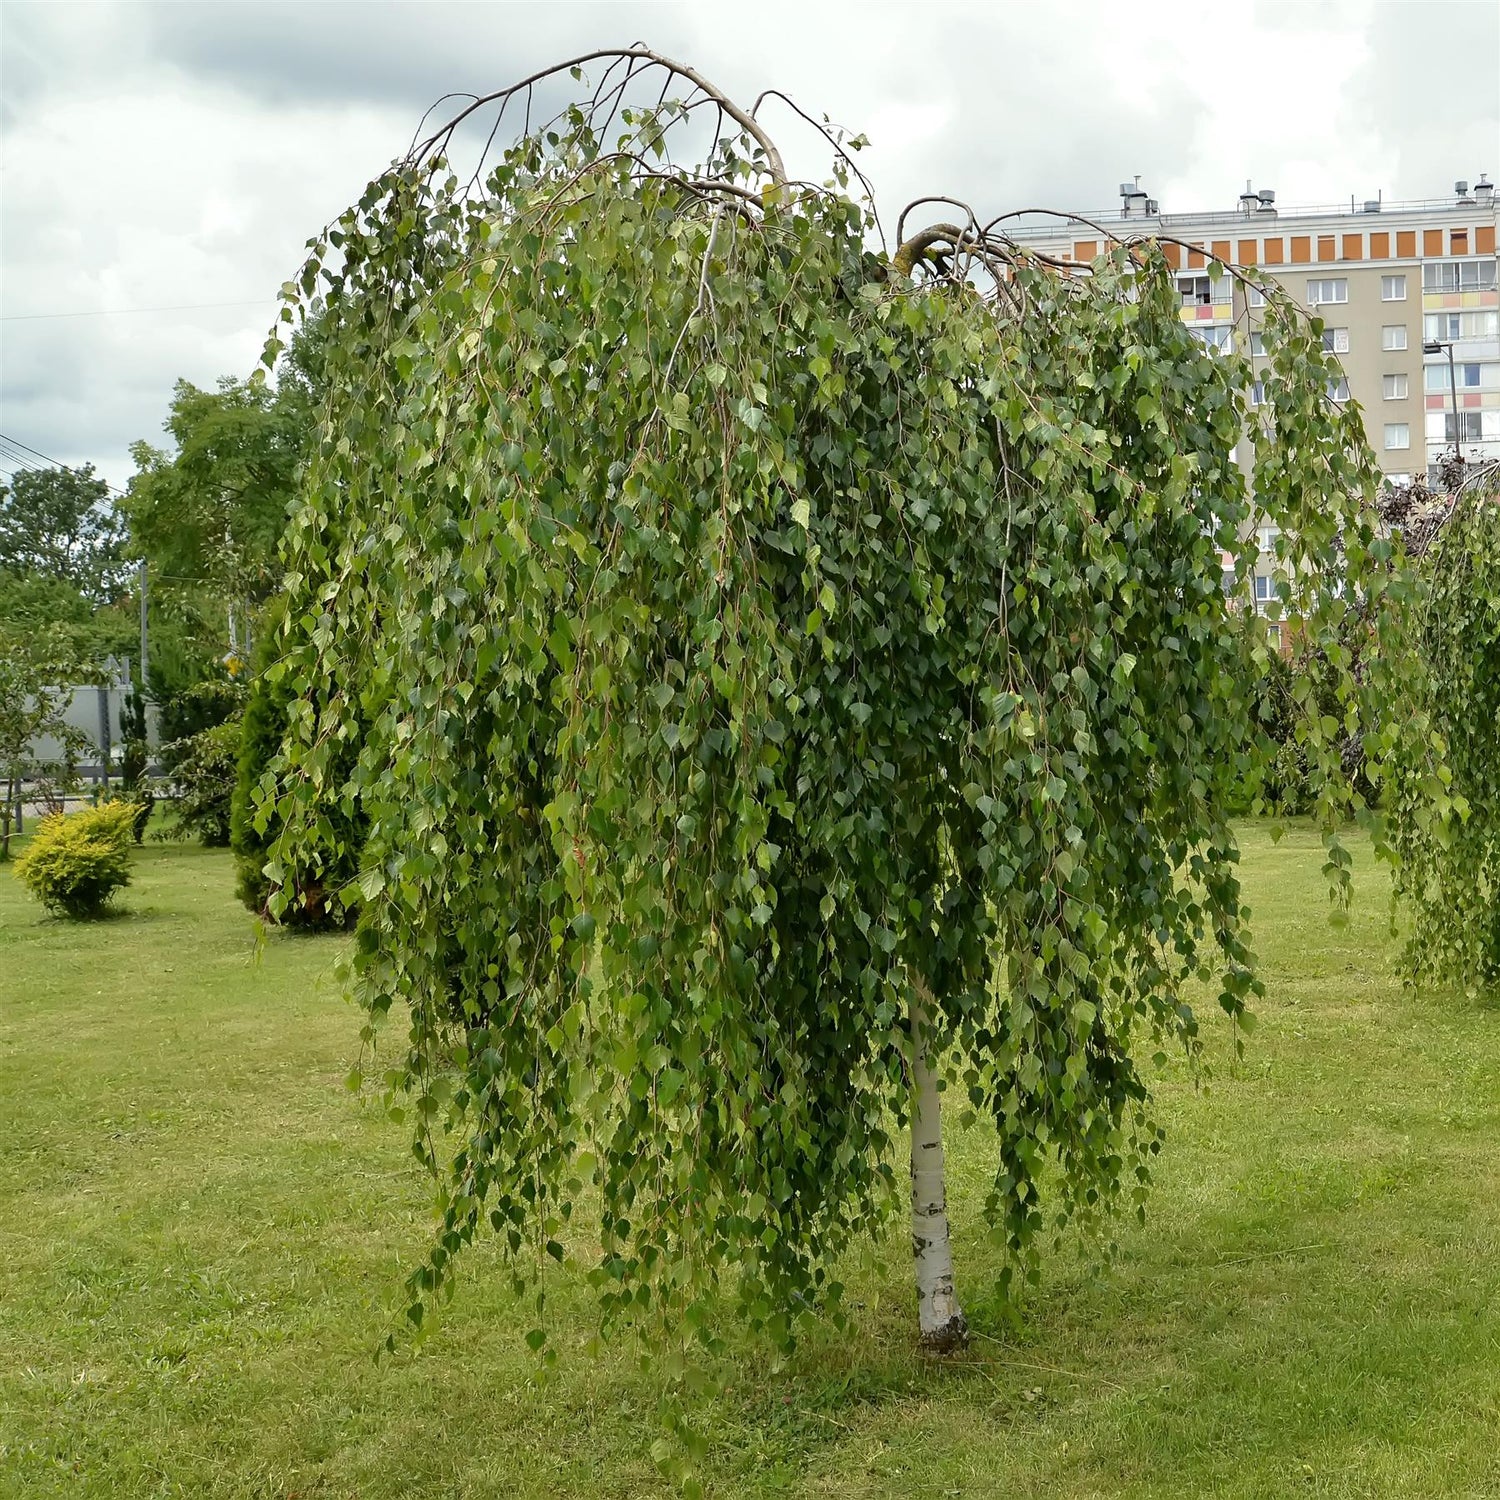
918,1312,969,1355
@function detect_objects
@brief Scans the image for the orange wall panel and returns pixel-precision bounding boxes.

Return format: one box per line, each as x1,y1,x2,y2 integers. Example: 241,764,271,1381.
1318,235,1336,261
1162,241,1183,269
1478,225,1497,254
1450,229,1468,254
1397,230,1416,257
1341,233,1363,259
1074,240,1098,260
1210,239,1231,264
1263,237,1284,265
1423,229,1443,256
1290,236,1311,263
1187,245,1205,269
1370,231,1390,258
1237,238,1258,265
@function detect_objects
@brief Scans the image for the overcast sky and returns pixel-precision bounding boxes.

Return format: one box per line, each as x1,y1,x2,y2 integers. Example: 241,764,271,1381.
2,0,1496,493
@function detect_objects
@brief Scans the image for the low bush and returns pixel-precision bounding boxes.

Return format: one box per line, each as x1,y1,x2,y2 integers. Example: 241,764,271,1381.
13,801,136,918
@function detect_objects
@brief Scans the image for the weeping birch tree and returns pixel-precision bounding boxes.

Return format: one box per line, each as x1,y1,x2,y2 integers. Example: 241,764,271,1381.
1386,461,1500,992
258,49,1398,1354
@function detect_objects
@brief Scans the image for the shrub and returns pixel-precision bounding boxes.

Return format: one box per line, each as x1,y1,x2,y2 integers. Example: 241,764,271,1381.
14,802,136,918
165,718,241,846
231,609,363,927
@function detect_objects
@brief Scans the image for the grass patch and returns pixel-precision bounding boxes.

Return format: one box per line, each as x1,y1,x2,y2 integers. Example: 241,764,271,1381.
2,827,1497,1497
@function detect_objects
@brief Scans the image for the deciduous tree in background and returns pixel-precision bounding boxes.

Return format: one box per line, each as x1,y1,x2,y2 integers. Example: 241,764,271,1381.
261,51,1402,1360
0,465,128,608
123,319,323,665
0,628,91,860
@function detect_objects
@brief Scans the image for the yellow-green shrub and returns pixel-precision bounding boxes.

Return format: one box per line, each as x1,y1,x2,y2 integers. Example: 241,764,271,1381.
14,802,136,919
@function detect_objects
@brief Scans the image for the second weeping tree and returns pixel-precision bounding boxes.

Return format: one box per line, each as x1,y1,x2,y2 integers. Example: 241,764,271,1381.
257,49,1398,1353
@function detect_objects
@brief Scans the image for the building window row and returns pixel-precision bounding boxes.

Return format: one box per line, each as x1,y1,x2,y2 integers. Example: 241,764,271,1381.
1424,310,1500,341
1385,423,1410,450
1424,361,1499,392
1384,373,1408,399
1427,411,1500,443
1177,274,1221,308
1383,325,1408,350
1307,277,1347,305
1128,225,1498,274
1381,274,1407,301
1422,258,1498,294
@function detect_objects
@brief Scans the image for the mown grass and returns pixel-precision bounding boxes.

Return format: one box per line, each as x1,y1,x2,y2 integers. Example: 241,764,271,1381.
1,826,1497,1498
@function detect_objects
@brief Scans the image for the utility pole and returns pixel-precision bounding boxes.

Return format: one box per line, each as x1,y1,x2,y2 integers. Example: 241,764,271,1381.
138,560,150,689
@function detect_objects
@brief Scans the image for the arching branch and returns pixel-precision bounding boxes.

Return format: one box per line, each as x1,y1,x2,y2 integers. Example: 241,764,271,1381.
411,47,789,186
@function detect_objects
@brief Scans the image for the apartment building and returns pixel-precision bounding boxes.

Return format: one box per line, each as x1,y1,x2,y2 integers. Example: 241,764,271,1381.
1006,175,1500,486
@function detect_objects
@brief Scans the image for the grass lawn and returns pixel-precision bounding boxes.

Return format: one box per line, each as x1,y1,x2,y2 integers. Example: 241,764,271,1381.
1,827,1497,1498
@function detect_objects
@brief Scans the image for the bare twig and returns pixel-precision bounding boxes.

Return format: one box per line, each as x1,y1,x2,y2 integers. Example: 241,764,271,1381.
411,48,789,186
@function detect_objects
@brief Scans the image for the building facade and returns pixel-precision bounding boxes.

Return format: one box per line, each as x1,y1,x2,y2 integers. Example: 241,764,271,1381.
1006,175,1500,486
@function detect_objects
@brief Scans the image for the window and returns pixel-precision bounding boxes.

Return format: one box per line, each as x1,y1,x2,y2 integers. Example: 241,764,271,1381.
1254,574,1274,602
1424,310,1500,341
1257,524,1280,553
1385,472,1411,486
1266,622,1282,649
1307,277,1348,305
1423,363,1495,392
1248,286,1267,308
1221,567,1236,595
1382,325,1408,350
1327,376,1350,401
1321,327,1350,354
1250,332,1267,356
1177,274,1215,308
1384,422,1410,449
1249,379,1266,407
1381,274,1407,301
1422,258,1498,293
1192,325,1232,354
1441,411,1486,443
1383,373,1408,399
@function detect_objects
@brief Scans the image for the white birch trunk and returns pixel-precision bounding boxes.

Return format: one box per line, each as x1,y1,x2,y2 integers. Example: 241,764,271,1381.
909,980,967,1351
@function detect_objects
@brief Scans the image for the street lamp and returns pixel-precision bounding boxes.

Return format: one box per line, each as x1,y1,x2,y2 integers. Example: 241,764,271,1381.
1423,338,1461,462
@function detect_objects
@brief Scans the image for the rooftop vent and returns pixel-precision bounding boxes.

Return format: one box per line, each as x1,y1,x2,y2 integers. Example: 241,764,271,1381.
1475,173,1494,204
1257,188,1276,212
1362,199,1382,214
1456,178,1475,204
1239,179,1261,214
1119,176,1153,218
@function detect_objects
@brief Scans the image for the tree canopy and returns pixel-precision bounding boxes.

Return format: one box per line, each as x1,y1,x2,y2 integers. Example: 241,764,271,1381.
259,50,1404,1363
124,319,322,616
0,464,127,606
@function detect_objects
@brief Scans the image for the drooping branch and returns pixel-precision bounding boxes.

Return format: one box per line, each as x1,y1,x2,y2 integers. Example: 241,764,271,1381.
410,47,789,186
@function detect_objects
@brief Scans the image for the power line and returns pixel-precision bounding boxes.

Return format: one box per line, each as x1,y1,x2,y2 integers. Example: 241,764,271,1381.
0,431,129,495
0,298,276,323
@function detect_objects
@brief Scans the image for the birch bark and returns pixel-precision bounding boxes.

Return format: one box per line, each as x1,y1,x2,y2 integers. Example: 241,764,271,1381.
909,980,967,1351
